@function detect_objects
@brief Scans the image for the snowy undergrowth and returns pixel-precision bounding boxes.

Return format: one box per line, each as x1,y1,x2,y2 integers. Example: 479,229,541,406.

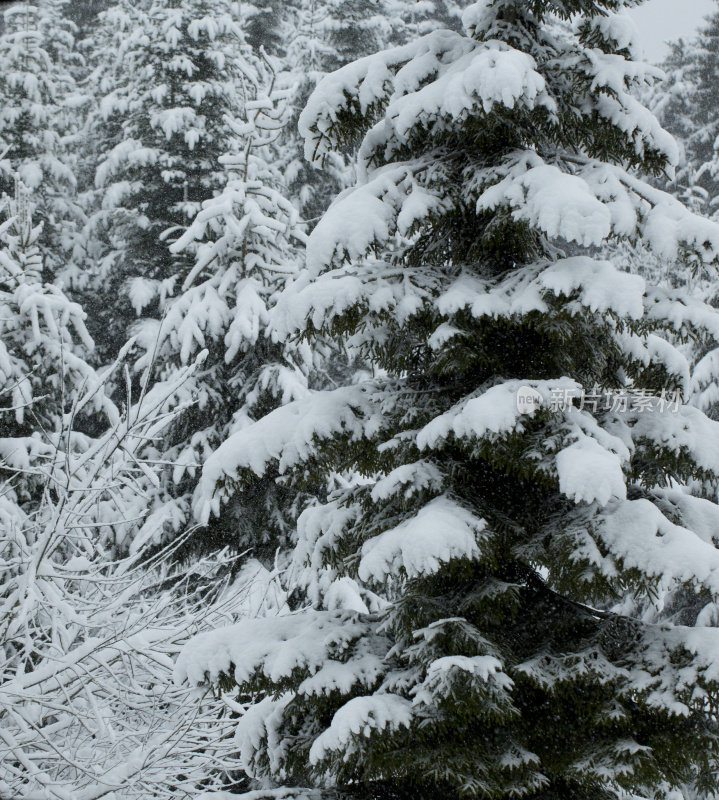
0,323,288,800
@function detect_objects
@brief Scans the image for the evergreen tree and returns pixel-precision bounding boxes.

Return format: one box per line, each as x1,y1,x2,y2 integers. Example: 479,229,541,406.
0,180,110,506
179,3,719,799
0,1,82,273
126,54,316,562
654,5,719,217
75,0,253,363
643,14,719,423
279,0,351,222
244,0,286,55
63,0,115,33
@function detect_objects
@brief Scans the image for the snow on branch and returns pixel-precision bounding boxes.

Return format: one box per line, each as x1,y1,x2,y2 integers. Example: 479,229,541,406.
0,343,281,799
194,383,382,523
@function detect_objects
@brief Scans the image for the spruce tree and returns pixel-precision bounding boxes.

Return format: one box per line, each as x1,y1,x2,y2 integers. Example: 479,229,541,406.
178,3,719,799
0,1,82,274
63,0,115,33
0,180,109,506
244,0,286,55
647,11,719,419
127,54,316,562
654,5,719,217
76,0,252,363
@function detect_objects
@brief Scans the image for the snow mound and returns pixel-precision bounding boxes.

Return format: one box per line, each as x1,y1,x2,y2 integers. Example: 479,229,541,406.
556,438,626,507
358,495,487,582
195,384,378,522
175,610,369,687
598,499,719,597
416,378,580,449
308,694,412,764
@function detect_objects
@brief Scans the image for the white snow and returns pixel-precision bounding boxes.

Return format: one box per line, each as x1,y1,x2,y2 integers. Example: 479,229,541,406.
324,577,371,615
539,257,645,320
424,654,511,686
175,610,370,687
654,488,719,546
308,694,412,764
370,460,444,502
357,495,487,582
479,158,613,247
618,331,690,392
416,378,580,450
632,403,719,476
691,346,719,411
585,12,644,60
556,438,627,507
297,650,384,697
127,276,160,315
597,498,719,596
195,384,380,522
306,163,446,275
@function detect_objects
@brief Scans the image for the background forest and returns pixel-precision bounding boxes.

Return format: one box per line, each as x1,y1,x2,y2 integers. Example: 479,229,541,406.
7,1,719,799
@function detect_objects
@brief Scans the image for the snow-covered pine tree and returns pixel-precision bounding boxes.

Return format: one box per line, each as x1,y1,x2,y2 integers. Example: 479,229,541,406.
654,5,719,218
76,0,253,364
646,12,719,421
127,53,316,562
0,1,82,274
278,0,347,222
243,0,286,55
0,180,111,505
279,0,384,223
178,3,719,799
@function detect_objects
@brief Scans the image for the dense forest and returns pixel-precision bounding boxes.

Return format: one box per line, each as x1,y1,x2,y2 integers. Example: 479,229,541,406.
6,1,719,799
